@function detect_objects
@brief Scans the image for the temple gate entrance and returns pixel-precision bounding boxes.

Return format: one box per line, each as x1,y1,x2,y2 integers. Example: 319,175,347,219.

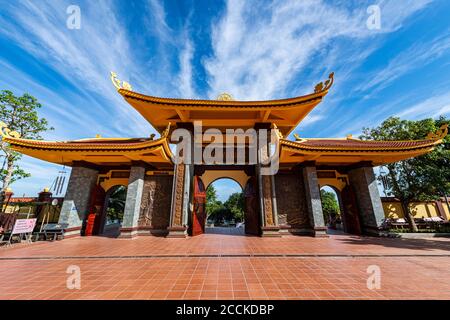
318,171,363,236
244,176,260,236
191,167,261,236
85,185,106,236
191,176,206,236
341,185,362,235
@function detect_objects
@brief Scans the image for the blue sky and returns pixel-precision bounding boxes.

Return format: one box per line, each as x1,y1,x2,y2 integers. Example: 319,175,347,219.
1,0,450,199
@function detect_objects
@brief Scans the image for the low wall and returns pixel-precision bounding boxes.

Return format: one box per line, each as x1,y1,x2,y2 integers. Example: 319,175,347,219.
382,197,450,220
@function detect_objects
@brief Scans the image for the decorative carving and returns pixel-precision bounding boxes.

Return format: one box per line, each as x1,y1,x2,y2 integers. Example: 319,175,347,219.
272,124,284,139
0,121,21,139
287,216,309,226
217,93,234,101
161,122,171,138
293,133,301,141
172,164,185,226
262,175,274,226
110,71,133,91
426,124,448,140
314,72,334,93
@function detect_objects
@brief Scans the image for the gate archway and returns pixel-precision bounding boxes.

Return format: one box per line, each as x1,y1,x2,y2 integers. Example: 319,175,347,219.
320,185,361,235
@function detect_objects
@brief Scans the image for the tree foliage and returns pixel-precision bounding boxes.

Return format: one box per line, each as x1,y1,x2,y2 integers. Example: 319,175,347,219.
206,185,245,223
206,185,222,218
320,189,340,224
360,116,450,231
105,185,127,223
224,192,244,222
0,90,53,192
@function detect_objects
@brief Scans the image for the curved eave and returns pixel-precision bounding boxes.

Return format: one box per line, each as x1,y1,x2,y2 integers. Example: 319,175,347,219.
118,89,330,137
280,138,440,152
117,88,330,109
279,138,441,166
2,136,174,167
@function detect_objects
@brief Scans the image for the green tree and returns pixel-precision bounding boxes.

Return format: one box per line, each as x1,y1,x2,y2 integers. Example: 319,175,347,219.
206,185,222,219
106,186,127,223
0,90,53,205
320,189,340,224
360,116,450,232
224,192,244,222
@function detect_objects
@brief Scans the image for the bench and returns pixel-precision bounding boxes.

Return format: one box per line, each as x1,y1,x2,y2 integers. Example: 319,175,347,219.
35,223,69,241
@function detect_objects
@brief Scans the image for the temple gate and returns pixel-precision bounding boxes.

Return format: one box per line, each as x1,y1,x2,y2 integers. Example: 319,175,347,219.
1,72,447,239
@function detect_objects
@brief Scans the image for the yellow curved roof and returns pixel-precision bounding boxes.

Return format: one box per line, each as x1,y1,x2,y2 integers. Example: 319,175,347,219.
1,135,174,169
117,73,335,136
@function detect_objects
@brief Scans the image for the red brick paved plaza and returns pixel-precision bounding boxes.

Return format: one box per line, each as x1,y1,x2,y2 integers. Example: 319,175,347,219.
1,232,450,300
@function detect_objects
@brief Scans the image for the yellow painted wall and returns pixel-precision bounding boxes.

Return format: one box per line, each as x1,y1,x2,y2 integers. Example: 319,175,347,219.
382,202,404,219
443,201,450,220
383,201,444,219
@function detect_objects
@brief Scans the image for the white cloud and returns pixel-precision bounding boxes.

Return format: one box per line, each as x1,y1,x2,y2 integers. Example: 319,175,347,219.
210,179,243,202
397,92,450,119
204,0,432,101
177,31,196,98
356,33,450,94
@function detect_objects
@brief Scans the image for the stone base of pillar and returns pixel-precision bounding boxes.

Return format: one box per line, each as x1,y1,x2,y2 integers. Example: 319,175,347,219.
260,226,281,237
288,228,314,236
119,227,138,239
63,226,82,238
279,224,291,235
312,227,329,237
166,226,187,238
362,226,382,236
137,227,169,237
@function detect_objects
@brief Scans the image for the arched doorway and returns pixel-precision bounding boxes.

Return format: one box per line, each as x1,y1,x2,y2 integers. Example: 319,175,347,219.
197,177,246,236
320,186,342,234
320,185,361,235
98,185,127,237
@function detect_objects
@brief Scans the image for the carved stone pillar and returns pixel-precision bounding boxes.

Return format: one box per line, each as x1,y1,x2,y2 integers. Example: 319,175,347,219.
119,164,146,238
59,165,98,237
255,122,280,237
348,166,384,235
167,163,191,237
302,165,327,237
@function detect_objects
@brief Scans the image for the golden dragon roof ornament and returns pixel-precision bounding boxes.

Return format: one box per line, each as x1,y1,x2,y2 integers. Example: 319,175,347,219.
314,72,335,93
110,72,132,91
426,124,448,140
0,121,21,139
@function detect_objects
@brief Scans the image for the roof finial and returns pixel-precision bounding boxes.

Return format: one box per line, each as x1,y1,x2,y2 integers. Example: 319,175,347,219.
110,71,133,91
0,121,21,139
426,124,448,140
314,72,335,93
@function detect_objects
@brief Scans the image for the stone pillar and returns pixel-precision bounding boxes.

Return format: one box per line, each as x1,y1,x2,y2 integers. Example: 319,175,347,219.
167,122,194,238
167,163,190,237
59,166,98,237
258,171,281,236
255,122,280,237
119,164,146,238
348,166,384,235
302,165,327,237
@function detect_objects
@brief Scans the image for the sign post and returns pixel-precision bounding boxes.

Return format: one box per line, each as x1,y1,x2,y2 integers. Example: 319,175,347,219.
11,218,37,244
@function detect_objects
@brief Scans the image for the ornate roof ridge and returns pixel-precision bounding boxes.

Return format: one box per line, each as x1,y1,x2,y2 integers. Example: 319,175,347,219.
113,72,334,107
291,124,448,145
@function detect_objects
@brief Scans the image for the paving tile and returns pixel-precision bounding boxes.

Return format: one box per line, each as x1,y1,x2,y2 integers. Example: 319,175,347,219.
1,233,450,300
